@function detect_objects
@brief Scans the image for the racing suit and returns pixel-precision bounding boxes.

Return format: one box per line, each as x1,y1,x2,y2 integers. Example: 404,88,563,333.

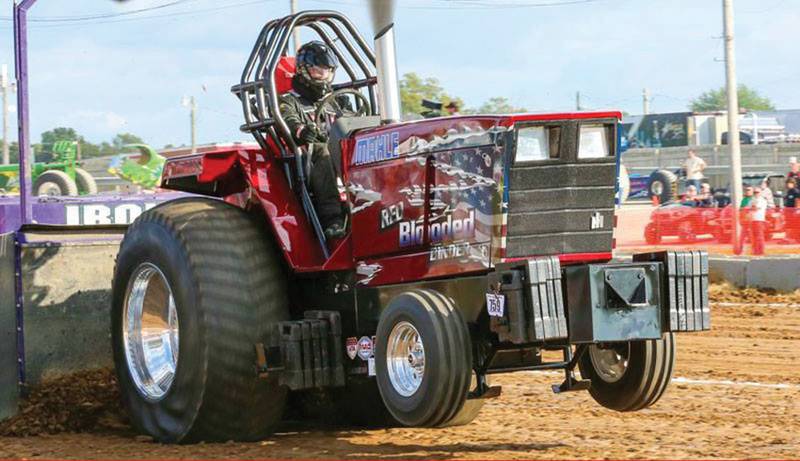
279,90,343,231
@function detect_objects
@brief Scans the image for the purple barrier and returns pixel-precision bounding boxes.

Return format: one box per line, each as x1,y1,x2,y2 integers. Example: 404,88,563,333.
0,192,187,234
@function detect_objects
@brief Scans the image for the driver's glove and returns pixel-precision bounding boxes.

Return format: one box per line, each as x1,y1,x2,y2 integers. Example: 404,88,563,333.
299,125,328,145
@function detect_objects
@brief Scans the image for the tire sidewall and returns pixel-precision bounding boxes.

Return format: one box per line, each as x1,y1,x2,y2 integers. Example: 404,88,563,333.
375,295,447,426
111,220,206,442
33,170,77,196
579,341,648,410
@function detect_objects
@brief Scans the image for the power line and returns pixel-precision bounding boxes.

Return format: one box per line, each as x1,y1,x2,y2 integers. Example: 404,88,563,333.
412,0,605,9
306,0,604,10
0,0,197,22
0,0,276,29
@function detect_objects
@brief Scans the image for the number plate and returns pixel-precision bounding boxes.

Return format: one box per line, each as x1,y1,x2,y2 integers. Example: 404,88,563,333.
486,293,505,317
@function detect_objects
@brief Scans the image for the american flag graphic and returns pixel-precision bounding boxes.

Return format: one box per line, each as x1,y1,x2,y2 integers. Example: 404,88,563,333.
430,146,505,250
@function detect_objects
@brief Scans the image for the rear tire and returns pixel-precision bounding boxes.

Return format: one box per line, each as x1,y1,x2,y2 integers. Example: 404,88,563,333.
33,170,78,196
578,333,675,412
644,222,661,245
75,168,98,195
374,289,474,427
648,170,677,204
111,198,288,443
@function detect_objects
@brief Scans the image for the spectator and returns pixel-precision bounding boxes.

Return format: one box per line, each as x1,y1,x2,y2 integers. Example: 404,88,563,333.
760,179,775,208
749,187,767,256
445,101,460,116
697,183,715,207
785,178,800,242
740,186,754,207
683,149,707,190
789,156,799,181
785,178,800,207
682,184,698,206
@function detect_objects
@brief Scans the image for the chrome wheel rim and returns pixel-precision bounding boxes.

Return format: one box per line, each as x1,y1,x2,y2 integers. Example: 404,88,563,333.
386,321,425,397
651,181,663,196
123,263,179,401
589,343,629,383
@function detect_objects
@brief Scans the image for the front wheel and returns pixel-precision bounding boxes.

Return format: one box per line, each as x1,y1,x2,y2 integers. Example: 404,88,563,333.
644,222,661,245
33,170,78,196
112,198,288,443
374,289,475,427
578,333,675,412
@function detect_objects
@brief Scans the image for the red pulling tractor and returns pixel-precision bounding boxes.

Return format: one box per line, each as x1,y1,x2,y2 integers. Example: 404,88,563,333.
111,10,709,442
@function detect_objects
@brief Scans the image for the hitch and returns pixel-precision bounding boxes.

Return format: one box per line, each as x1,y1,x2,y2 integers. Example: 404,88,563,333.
551,344,591,394
469,372,502,400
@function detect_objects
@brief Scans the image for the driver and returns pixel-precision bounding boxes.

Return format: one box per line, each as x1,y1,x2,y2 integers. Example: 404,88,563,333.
279,41,346,239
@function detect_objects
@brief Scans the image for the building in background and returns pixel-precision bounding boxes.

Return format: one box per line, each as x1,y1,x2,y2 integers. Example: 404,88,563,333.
623,109,800,148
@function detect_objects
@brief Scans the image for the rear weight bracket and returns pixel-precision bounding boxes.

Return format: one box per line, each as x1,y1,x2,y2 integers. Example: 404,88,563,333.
254,310,345,390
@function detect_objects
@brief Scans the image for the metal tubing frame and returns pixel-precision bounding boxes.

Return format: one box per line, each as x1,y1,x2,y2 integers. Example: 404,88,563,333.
14,0,38,227
232,11,379,259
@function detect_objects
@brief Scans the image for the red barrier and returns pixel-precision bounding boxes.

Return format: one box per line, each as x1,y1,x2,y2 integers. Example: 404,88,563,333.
616,202,800,256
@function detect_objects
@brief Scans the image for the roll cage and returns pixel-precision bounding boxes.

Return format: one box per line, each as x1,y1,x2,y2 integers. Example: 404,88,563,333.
231,10,380,258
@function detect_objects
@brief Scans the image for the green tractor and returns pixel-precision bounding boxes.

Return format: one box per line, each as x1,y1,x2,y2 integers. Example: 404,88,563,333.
0,140,97,196
107,144,165,189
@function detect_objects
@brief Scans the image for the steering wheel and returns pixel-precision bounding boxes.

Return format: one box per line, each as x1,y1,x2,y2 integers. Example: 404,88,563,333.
314,88,372,132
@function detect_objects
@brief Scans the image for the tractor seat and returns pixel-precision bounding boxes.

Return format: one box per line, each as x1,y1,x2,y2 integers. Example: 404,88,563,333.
327,115,381,173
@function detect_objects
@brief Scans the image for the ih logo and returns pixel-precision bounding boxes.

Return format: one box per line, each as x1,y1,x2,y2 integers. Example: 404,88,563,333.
590,211,604,230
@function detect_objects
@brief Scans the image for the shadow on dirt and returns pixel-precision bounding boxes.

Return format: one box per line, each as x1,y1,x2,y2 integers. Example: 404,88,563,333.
1,369,565,459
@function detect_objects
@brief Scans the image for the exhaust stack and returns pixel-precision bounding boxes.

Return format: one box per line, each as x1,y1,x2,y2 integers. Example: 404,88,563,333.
369,0,401,123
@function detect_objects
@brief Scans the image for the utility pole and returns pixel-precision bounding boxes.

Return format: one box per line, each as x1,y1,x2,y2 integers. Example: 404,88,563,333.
575,91,582,111
290,0,301,53
642,87,650,115
1,64,16,165
723,0,743,253
182,96,197,154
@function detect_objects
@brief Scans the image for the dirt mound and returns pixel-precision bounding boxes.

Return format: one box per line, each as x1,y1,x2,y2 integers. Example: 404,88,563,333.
710,282,800,305
0,369,129,437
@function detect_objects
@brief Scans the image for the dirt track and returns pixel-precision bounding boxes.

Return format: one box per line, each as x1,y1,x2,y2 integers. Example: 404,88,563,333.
1,286,799,459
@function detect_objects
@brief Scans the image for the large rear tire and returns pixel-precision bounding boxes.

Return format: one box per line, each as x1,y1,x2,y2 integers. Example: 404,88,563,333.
33,170,78,196
578,333,675,412
647,170,677,204
75,167,98,195
111,198,288,443
374,289,474,427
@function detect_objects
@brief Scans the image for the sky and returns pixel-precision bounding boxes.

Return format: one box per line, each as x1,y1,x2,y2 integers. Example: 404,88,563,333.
1,0,799,148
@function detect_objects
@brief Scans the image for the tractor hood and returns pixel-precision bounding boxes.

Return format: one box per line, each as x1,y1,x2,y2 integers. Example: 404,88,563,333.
344,112,621,286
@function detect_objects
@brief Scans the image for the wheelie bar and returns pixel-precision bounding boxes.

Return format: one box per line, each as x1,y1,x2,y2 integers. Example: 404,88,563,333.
255,310,346,390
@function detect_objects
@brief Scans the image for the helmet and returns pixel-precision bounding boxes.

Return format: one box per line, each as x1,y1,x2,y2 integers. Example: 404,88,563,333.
294,41,338,100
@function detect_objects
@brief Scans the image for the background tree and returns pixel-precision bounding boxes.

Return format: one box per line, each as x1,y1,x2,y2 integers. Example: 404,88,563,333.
474,96,527,114
689,84,775,112
399,72,463,117
112,133,145,151
29,128,147,162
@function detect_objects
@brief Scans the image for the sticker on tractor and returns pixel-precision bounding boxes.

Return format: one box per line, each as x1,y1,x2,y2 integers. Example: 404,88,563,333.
352,131,400,166
380,202,404,230
357,336,373,361
486,293,505,317
346,337,358,360
368,357,376,376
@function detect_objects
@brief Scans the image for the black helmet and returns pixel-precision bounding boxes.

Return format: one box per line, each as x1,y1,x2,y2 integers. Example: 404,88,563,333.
293,41,338,100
